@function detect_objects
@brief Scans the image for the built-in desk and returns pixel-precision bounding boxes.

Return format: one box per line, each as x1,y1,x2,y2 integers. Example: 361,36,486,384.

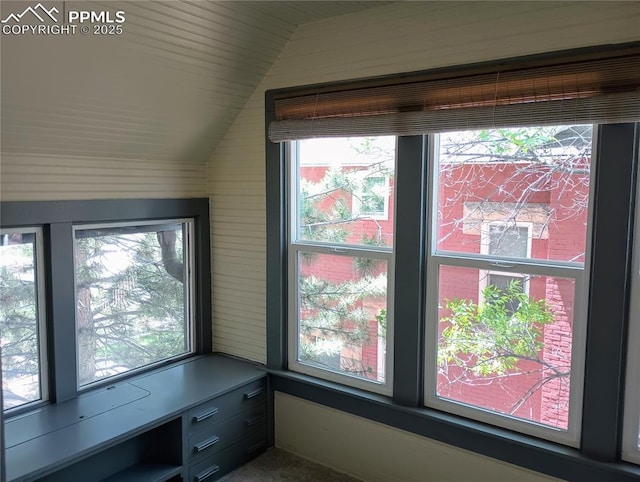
5,355,268,482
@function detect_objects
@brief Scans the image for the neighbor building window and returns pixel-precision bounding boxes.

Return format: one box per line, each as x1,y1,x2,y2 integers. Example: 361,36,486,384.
289,136,395,394
426,125,593,445
353,175,390,219
0,227,47,411
73,219,195,387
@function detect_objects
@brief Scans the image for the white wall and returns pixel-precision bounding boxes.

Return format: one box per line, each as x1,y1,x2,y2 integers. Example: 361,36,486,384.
275,392,559,482
208,0,640,362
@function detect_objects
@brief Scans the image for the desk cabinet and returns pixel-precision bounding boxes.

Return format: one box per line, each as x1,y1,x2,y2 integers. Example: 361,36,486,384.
185,379,267,481
4,355,268,482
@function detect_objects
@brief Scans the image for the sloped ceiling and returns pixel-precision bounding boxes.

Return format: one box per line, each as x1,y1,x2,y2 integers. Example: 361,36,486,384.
0,1,390,162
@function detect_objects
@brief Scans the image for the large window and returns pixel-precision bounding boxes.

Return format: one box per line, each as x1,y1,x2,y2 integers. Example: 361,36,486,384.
74,220,194,387
268,46,640,477
426,126,592,444
289,136,395,393
0,228,47,411
0,199,210,412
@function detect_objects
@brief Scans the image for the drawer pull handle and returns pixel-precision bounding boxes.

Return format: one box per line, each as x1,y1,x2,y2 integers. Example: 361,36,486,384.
245,415,264,427
195,465,219,482
244,387,265,400
194,435,220,453
193,407,218,423
247,440,266,455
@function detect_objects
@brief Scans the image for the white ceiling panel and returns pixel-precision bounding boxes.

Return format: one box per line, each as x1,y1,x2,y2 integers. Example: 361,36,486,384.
1,1,391,162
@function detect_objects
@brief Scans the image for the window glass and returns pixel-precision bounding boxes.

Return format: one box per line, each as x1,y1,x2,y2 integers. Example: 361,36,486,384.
74,220,193,387
290,136,395,393
488,225,530,258
436,126,592,263
428,125,592,444
436,265,575,430
295,136,396,247
296,251,388,384
0,229,46,410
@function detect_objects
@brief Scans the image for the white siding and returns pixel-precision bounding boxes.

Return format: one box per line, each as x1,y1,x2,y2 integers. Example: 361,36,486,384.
275,392,559,482
0,154,206,201
208,1,640,363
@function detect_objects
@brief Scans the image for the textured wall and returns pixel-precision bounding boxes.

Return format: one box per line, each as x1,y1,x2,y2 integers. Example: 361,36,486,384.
207,0,640,363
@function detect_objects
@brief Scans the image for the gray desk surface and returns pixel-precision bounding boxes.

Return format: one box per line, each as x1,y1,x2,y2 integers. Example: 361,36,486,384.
4,354,266,482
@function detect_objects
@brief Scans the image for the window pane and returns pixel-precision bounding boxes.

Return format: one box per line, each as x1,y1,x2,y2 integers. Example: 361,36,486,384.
436,126,592,263
296,136,396,247
296,252,387,383
436,265,575,430
75,222,192,386
0,231,44,410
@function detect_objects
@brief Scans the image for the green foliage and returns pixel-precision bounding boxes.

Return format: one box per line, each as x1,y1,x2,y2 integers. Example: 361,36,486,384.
354,234,385,275
476,128,557,157
376,308,387,339
0,244,39,381
438,281,555,377
75,229,187,385
298,271,386,375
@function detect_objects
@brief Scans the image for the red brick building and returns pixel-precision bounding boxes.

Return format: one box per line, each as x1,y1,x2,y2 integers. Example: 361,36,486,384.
297,131,590,429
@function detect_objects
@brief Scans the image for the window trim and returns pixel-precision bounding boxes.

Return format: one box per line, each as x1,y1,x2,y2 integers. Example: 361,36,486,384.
622,155,640,464
0,226,49,414
0,198,211,410
266,46,640,480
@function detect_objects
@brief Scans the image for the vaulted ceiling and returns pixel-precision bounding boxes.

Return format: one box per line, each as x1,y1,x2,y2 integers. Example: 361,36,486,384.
0,1,391,162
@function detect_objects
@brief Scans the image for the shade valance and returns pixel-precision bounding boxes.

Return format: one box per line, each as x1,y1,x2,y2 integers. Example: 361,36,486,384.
268,48,640,142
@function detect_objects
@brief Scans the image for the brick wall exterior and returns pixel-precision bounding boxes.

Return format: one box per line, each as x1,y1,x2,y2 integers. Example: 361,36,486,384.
299,159,588,427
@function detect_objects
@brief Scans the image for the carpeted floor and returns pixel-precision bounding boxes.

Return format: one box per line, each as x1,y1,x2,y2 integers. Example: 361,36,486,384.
218,448,362,481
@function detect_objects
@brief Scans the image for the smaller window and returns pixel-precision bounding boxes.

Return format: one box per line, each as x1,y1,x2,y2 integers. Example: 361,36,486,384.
0,227,48,412
353,175,390,220
480,223,532,310
486,224,531,259
73,219,194,388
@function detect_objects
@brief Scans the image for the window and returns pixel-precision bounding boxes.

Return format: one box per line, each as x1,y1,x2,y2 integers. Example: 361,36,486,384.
479,223,532,311
289,136,395,393
353,175,390,219
267,45,640,477
0,228,47,411
0,199,210,412
426,126,592,445
74,220,194,387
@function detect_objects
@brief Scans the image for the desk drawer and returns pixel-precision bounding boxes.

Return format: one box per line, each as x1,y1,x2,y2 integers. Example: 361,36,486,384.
188,429,267,482
187,379,266,432
188,407,266,463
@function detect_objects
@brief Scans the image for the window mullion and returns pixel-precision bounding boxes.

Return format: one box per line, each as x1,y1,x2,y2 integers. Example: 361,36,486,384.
582,123,638,461
392,135,428,406
47,222,78,403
